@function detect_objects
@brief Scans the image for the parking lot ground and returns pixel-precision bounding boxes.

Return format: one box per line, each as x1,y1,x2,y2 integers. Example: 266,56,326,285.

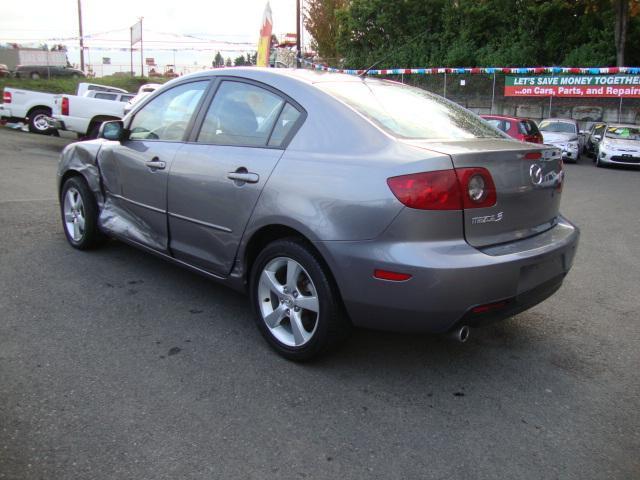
0,127,639,480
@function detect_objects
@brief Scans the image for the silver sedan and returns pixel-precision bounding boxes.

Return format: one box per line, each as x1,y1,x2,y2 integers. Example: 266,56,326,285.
57,68,579,360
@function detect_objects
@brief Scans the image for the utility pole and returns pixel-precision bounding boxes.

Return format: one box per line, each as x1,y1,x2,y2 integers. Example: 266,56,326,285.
140,17,144,78
77,0,85,71
296,0,301,68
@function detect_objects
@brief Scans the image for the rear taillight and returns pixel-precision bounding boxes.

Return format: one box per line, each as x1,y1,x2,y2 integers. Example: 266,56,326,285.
2,91,11,104
387,170,462,210
455,167,497,209
61,96,69,116
387,168,496,210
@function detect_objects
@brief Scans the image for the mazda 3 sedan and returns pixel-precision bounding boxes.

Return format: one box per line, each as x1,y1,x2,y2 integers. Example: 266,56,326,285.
57,68,579,360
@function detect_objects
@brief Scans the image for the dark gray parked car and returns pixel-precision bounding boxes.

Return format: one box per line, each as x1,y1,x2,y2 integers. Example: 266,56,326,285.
57,68,579,360
15,65,86,80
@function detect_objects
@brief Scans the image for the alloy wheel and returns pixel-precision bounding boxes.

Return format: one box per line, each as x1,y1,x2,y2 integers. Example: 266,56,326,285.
63,187,86,242
257,257,320,347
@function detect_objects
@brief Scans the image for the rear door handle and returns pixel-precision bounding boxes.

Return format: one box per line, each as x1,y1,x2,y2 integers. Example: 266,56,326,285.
227,171,259,184
145,158,166,170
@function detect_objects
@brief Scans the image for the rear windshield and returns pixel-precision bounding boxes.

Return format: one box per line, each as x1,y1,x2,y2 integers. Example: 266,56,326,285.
539,120,576,134
605,126,640,140
519,120,540,135
317,80,502,140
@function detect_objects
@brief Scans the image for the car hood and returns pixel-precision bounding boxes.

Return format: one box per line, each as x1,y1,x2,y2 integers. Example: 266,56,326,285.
541,131,575,144
602,137,640,152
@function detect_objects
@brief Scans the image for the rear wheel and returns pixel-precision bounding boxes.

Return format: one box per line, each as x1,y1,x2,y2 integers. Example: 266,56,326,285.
28,108,55,135
60,176,104,250
250,238,350,361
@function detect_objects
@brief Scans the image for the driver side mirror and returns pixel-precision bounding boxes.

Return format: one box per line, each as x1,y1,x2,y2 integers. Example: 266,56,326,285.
99,120,125,141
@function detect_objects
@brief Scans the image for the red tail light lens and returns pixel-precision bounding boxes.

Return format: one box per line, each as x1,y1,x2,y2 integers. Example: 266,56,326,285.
2,91,11,104
61,96,69,116
523,152,542,160
387,170,462,210
455,167,497,209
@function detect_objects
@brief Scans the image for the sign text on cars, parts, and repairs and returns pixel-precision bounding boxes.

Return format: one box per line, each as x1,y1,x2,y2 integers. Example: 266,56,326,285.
505,75,640,98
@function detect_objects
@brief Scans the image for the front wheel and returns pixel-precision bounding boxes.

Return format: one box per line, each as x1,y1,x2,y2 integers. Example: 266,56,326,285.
60,177,104,250
250,238,351,361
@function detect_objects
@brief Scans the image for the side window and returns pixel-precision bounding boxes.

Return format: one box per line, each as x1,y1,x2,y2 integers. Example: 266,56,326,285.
129,81,208,141
197,81,284,146
503,121,512,133
268,103,302,147
594,125,605,136
94,93,117,100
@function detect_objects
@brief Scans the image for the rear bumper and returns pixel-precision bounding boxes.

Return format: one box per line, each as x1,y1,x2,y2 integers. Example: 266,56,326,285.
0,105,23,123
318,216,579,333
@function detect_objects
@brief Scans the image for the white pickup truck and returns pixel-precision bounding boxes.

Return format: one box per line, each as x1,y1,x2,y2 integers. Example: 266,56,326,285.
50,89,135,138
0,83,129,135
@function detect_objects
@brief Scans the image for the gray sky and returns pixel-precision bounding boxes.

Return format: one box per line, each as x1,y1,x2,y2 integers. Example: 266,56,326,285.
0,0,306,74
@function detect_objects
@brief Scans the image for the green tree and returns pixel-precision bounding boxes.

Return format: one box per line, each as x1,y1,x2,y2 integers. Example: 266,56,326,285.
225,57,232,67
234,54,247,66
304,0,348,61
213,52,224,67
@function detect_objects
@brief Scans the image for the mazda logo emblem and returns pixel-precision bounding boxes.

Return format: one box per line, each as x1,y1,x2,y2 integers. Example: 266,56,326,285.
529,164,543,185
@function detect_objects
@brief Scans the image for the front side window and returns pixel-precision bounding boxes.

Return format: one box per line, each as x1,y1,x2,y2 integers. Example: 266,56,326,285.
197,81,284,146
129,81,208,141
317,80,501,140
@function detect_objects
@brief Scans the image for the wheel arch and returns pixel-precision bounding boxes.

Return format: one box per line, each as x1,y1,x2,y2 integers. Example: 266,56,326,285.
241,224,345,302
26,105,52,119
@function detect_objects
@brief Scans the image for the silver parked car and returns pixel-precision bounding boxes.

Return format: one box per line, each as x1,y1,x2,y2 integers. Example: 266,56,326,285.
539,118,583,163
57,68,579,360
595,124,640,167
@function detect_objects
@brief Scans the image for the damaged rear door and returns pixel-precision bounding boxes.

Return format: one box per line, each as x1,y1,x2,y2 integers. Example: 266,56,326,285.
97,80,210,252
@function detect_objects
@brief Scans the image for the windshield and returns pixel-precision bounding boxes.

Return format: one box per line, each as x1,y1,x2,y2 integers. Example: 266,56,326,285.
538,120,576,134
317,80,502,140
605,126,640,140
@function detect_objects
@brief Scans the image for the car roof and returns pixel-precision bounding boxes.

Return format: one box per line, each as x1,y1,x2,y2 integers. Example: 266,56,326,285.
542,118,577,123
481,115,527,122
176,67,372,86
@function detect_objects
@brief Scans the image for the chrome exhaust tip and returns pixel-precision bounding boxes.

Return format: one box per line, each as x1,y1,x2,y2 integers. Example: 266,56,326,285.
449,325,470,343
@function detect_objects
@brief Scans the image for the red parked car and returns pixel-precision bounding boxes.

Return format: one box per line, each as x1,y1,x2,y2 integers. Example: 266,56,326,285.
481,115,543,143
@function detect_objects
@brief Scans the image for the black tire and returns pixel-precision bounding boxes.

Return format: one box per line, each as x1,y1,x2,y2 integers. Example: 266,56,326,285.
60,176,104,250
28,107,55,135
249,238,351,361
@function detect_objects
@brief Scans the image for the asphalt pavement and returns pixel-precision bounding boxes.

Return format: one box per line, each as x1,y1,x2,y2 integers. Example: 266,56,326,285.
0,127,638,480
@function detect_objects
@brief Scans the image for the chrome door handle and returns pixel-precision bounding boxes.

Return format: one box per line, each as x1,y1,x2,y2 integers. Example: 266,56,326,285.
227,171,259,184
145,159,166,170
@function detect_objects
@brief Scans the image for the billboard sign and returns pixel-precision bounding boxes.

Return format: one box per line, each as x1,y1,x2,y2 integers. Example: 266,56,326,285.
131,20,142,45
505,75,640,98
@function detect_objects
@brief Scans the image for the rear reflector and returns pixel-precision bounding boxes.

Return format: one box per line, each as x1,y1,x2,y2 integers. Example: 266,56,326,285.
472,301,507,314
2,91,11,104
523,152,542,160
387,170,462,210
373,269,412,282
61,96,69,116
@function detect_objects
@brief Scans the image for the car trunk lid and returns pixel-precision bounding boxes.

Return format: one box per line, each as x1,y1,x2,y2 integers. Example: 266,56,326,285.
405,139,563,248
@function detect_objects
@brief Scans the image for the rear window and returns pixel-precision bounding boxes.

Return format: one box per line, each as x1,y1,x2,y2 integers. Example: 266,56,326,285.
317,80,501,140
519,120,540,136
539,120,576,134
